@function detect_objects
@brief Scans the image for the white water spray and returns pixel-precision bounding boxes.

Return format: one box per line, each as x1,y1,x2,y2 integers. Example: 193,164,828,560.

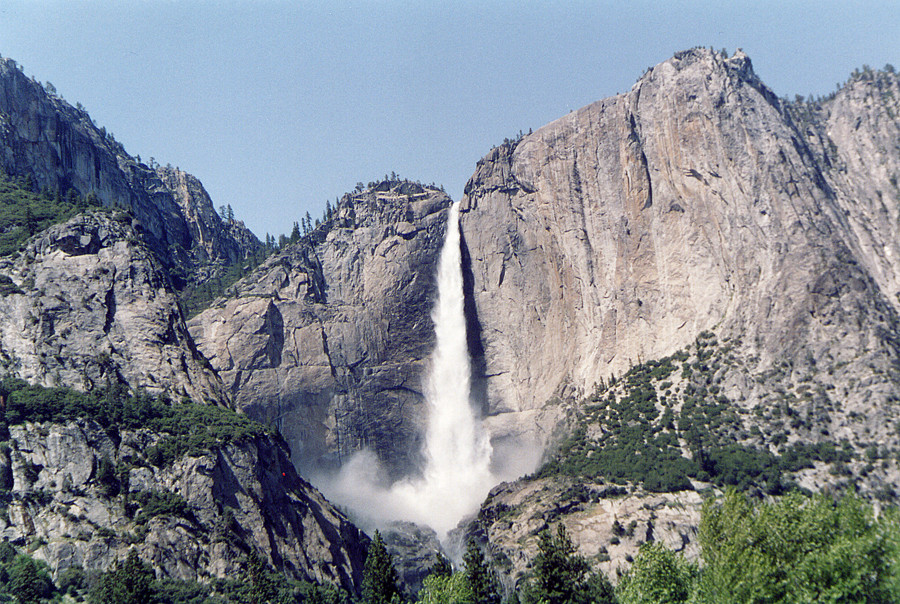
317,201,495,540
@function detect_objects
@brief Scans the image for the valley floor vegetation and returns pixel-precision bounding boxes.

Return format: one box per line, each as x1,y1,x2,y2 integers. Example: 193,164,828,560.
368,489,900,604
1,472,898,603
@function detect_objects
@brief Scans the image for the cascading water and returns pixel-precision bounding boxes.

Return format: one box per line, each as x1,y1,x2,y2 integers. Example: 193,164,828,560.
398,200,494,533
318,201,495,540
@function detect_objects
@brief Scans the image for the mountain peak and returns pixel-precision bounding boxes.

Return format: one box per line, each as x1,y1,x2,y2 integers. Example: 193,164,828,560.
0,54,261,280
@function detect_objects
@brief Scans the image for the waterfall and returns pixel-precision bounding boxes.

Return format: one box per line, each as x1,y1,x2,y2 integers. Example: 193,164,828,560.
412,200,494,530
317,201,495,541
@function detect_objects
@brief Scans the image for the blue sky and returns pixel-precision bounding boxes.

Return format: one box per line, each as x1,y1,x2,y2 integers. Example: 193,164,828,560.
0,1,896,239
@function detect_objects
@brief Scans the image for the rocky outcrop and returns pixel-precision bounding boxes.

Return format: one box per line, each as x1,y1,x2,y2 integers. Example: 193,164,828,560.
189,182,452,477
471,478,702,589
0,57,260,280
823,68,900,310
459,49,900,462
381,521,443,595
0,210,224,402
0,418,366,590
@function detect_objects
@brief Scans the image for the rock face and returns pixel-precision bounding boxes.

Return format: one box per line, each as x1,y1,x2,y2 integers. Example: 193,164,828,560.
459,49,900,460
0,418,366,590
0,57,259,279
471,478,703,589
0,55,371,591
823,68,900,312
0,210,225,402
189,182,452,477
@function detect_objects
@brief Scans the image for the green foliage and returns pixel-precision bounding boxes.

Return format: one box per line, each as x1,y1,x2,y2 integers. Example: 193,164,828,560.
97,454,120,497
132,489,192,524
362,530,400,604
178,245,272,318
609,490,900,604
430,553,452,579
7,553,53,603
246,550,281,604
693,490,900,603
521,524,613,604
57,564,87,596
93,549,156,604
152,578,220,604
539,332,849,495
148,563,351,604
539,355,694,492
0,170,102,256
617,543,694,604
0,378,274,468
464,539,500,604
0,274,23,296
416,572,473,604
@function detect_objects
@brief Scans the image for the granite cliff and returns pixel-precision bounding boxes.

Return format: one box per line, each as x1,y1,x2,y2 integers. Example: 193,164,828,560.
456,49,900,586
0,208,367,592
0,57,369,593
0,210,224,403
0,415,366,590
460,48,900,470
190,51,900,524
0,57,260,283
2,45,900,594
189,182,452,478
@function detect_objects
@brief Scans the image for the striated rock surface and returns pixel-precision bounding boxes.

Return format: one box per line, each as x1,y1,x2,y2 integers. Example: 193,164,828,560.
190,182,452,477
0,57,259,279
459,49,900,461
0,210,224,402
0,418,366,590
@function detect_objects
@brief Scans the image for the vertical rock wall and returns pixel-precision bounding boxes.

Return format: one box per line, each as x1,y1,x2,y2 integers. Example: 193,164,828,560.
190,183,452,478
459,49,900,453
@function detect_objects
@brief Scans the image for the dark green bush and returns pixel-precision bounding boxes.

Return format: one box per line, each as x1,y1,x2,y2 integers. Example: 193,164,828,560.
133,490,192,524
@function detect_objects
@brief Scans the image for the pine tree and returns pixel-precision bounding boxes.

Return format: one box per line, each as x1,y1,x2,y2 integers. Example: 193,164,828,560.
525,524,610,604
464,538,500,604
93,550,155,604
7,555,49,604
431,553,452,578
23,206,36,236
362,530,400,604
96,455,119,496
246,550,279,604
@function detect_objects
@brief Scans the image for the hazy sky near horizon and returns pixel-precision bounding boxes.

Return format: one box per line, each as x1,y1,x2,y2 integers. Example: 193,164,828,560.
0,1,896,239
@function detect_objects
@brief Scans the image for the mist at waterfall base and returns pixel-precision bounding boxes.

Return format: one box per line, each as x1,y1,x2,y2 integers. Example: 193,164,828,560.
314,202,538,541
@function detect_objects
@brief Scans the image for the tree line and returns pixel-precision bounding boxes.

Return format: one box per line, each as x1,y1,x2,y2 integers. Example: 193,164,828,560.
362,489,900,604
